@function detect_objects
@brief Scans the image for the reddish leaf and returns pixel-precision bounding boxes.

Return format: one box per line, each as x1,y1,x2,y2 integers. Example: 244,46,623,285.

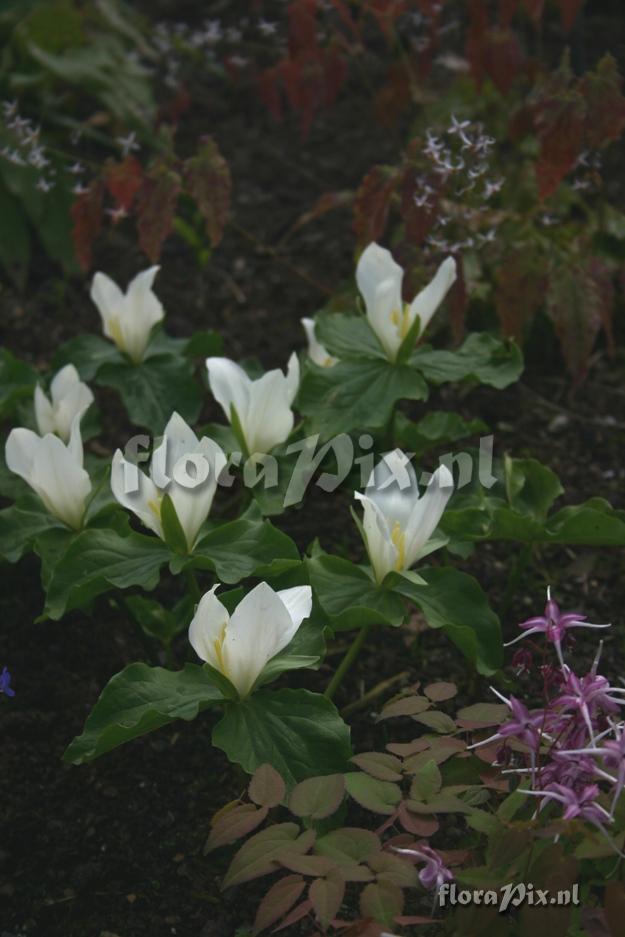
353,165,397,247
248,763,287,808
466,0,490,89
456,703,509,728
329,0,361,40
604,881,625,937
397,801,439,836
273,898,314,931
258,66,283,121
522,0,545,22
374,63,412,128
483,27,524,94
105,156,143,211
498,0,517,29
534,91,586,198
309,870,346,927
289,775,346,820
136,164,181,263
184,136,231,248
547,263,603,384
253,874,306,934
350,753,403,782
447,255,467,344
424,681,459,702
71,179,104,272
588,258,615,357
376,695,430,721
360,879,404,926
558,0,584,33
205,803,269,852
579,54,625,149
288,0,318,56
495,251,547,340
222,823,304,888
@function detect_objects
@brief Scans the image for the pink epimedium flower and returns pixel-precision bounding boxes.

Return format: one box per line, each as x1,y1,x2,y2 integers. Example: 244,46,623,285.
393,844,453,893
505,588,611,667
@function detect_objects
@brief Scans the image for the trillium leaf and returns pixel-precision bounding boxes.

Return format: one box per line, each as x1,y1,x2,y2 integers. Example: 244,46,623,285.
96,356,202,434
43,527,171,620
0,497,65,562
160,493,189,555
390,567,503,674
314,311,387,360
394,410,489,457
0,349,38,420
307,553,406,630
411,333,523,389
188,514,301,584
255,615,326,688
53,334,124,381
64,662,224,764
212,688,352,789
504,455,563,521
298,358,428,438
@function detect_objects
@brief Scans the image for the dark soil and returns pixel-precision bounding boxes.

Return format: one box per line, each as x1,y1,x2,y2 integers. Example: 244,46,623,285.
2,3,625,936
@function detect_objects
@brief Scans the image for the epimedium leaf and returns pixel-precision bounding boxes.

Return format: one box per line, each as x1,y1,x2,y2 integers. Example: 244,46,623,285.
288,774,346,821
43,526,171,620
96,356,202,434
314,828,381,866
212,688,352,789
350,752,403,782
309,870,346,929
344,772,402,815
205,802,269,854
222,825,314,890
307,553,406,631
298,357,428,438
253,874,307,935
314,311,387,360
249,763,287,809
360,880,404,926
389,567,503,675
411,333,523,389
64,663,224,764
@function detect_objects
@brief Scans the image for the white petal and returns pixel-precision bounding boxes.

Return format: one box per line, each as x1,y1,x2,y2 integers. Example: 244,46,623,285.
245,369,294,454
66,414,85,467
34,385,55,436
301,318,336,367
49,364,80,401
168,435,226,549
90,271,124,330
404,464,454,566
367,278,403,361
54,381,94,441
284,352,300,404
354,491,397,584
409,257,456,336
356,243,403,312
206,357,251,436
5,427,40,484
188,585,230,669
29,433,91,528
110,449,163,538
225,582,295,696
124,266,164,361
366,449,419,532
276,585,313,635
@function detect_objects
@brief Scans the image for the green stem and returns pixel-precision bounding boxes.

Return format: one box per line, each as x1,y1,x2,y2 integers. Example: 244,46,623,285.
185,567,202,605
324,623,373,701
500,543,533,625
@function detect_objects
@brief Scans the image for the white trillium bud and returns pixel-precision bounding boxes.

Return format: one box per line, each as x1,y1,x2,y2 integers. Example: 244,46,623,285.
34,364,94,442
356,243,457,362
301,317,338,368
5,415,91,529
354,448,454,584
110,411,226,551
90,266,164,363
188,581,313,698
206,354,300,456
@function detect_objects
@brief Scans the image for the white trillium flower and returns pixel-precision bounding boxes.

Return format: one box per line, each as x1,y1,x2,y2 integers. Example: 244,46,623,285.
110,411,226,551
189,581,313,698
5,415,91,529
34,364,94,442
354,448,454,584
356,243,457,362
90,266,164,363
301,317,338,368
206,354,299,455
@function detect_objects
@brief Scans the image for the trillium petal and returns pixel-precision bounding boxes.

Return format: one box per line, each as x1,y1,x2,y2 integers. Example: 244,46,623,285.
301,318,337,368
404,464,454,566
354,491,398,584
50,364,81,400
206,357,251,434
124,266,164,361
34,385,55,436
284,352,300,405
90,271,125,335
409,256,456,336
245,368,294,454
5,427,40,483
276,585,313,636
365,448,419,533
188,585,231,669
168,435,226,549
356,242,404,312
110,449,163,538
29,433,91,529
224,582,295,697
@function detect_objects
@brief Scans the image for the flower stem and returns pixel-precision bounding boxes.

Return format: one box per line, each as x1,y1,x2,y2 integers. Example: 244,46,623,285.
324,623,373,701
185,568,202,605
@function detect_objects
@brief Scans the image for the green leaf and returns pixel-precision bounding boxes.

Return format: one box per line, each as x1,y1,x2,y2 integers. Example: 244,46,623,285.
391,567,503,674
410,759,442,801
0,498,64,562
222,824,309,889
314,312,386,360
394,410,488,457
123,594,189,646
307,553,406,630
183,329,223,358
43,527,171,620
256,615,326,688
360,880,404,926
0,177,31,287
189,513,300,583
298,357,428,438
344,772,402,815
315,828,381,866
0,348,38,419
212,688,352,788
64,663,223,764
53,334,124,380
289,774,346,820
160,493,189,555
545,498,625,545
96,357,202,433
411,333,523,389
504,456,563,521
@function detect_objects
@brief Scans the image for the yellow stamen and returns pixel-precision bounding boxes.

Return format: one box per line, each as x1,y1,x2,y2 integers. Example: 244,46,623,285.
108,316,125,351
391,520,406,570
147,496,162,521
390,303,412,341
213,622,229,676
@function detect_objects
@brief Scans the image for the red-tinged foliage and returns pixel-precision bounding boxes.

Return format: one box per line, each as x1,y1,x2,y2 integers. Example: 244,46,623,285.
329,0,361,41
365,0,410,41
546,263,604,384
183,136,231,248
373,63,412,128
104,156,143,212
498,0,518,29
588,258,616,359
253,874,307,934
482,27,525,94
558,0,584,33
531,59,587,198
353,166,398,247
258,65,283,121
448,254,468,344
496,252,548,341
136,164,182,264
578,54,625,149
521,0,546,23
273,897,314,931
288,0,318,55
71,179,104,272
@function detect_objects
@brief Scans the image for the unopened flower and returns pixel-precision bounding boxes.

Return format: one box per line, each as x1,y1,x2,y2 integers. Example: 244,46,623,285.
354,449,453,584
5,416,91,529
301,318,337,368
90,266,164,363
34,365,93,442
188,582,312,698
0,667,15,697
356,243,456,362
206,354,299,455
111,412,226,551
